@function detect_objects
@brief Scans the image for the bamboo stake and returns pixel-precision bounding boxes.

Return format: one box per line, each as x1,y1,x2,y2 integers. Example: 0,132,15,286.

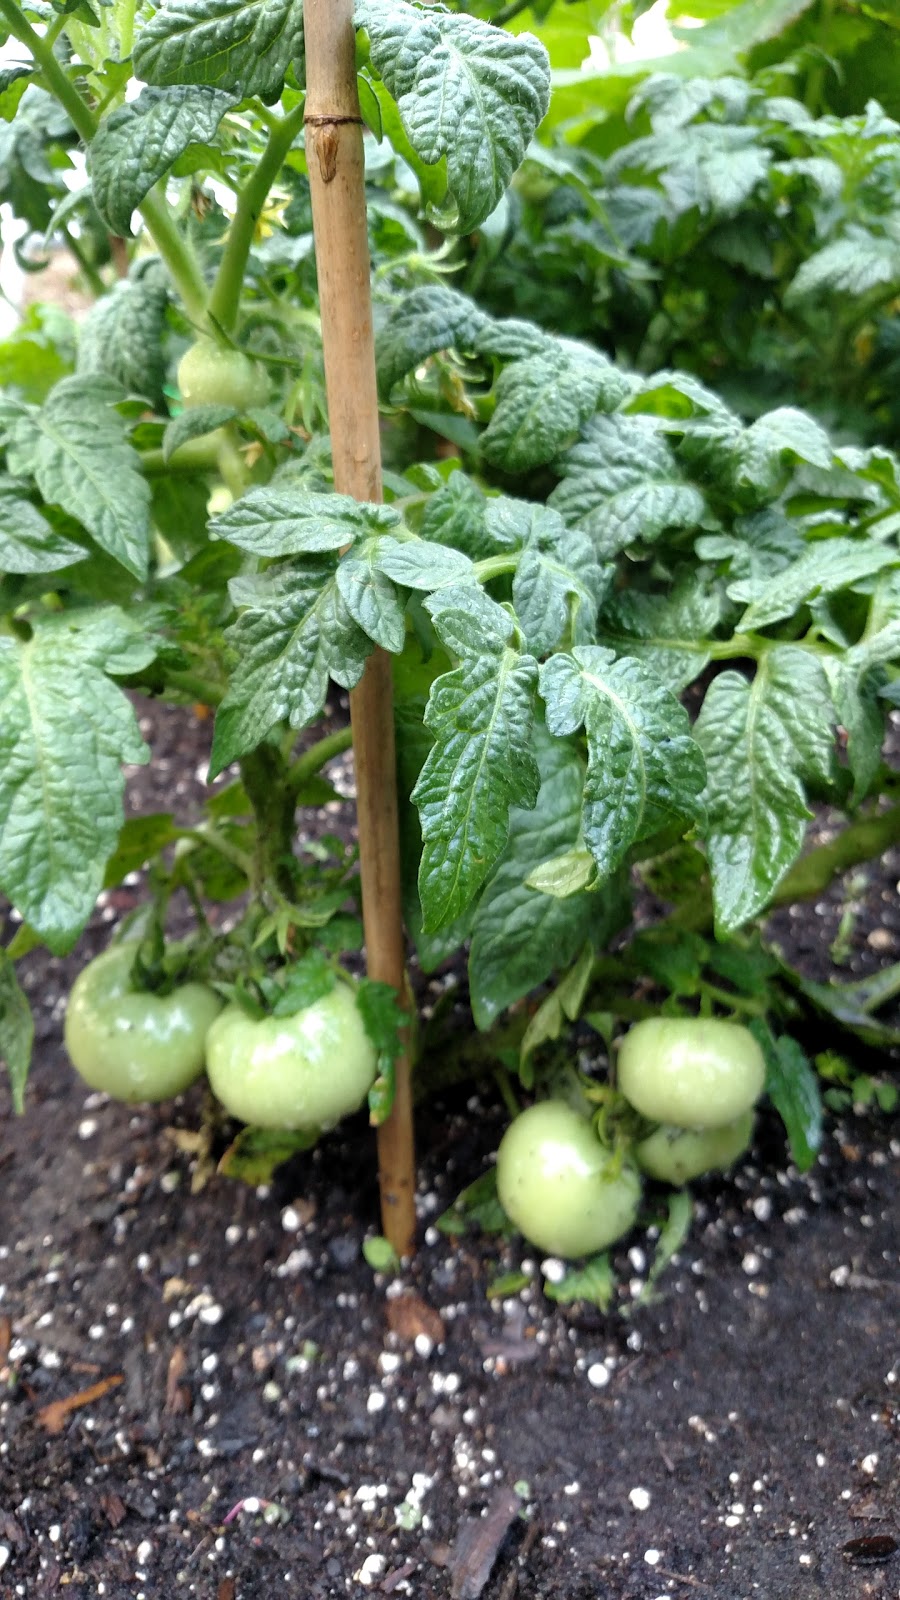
304,0,417,1257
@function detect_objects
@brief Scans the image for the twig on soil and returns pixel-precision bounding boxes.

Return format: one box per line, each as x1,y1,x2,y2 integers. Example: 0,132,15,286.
37,1373,123,1434
653,1568,711,1590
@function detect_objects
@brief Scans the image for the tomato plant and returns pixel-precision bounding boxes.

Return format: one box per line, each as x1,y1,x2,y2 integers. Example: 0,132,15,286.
64,942,222,1103
496,1100,642,1259
0,0,896,1257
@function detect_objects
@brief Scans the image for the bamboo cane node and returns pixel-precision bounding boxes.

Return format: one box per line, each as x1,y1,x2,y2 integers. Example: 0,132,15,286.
305,115,363,184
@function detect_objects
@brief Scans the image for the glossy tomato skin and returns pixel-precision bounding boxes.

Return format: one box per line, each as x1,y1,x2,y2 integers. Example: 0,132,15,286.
635,1110,755,1186
617,1018,765,1130
65,943,222,1103
496,1100,642,1259
205,983,376,1131
177,340,269,412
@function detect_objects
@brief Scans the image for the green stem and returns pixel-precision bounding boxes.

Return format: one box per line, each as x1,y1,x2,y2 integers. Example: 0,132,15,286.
44,11,66,47
216,424,251,500
287,724,353,796
699,980,766,1018
493,1061,521,1121
117,0,137,58
123,663,225,706
473,553,518,583
207,102,306,334
0,0,96,140
138,188,209,327
490,0,535,25
240,745,296,897
60,225,105,297
182,826,253,877
163,668,225,706
0,0,208,324
772,803,900,907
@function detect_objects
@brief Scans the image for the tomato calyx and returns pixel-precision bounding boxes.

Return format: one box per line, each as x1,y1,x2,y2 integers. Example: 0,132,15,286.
205,976,379,1133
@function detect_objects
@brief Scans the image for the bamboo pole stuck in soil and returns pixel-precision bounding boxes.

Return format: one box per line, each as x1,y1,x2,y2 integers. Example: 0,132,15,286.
304,0,417,1257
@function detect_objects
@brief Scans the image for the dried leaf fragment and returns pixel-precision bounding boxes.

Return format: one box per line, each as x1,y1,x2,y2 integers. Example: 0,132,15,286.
386,1292,445,1346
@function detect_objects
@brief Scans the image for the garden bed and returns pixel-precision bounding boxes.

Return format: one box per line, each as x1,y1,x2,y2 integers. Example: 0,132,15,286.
1,701,897,1600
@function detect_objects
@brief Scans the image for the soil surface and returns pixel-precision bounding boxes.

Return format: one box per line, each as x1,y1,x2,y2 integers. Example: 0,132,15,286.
1,701,898,1600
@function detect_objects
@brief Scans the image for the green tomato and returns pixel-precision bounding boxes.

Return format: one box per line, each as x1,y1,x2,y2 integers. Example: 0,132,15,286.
177,340,270,412
618,1018,765,1130
205,982,377,1131
496,1100,642,1260
65,943,222,1103
635,1110,755,1186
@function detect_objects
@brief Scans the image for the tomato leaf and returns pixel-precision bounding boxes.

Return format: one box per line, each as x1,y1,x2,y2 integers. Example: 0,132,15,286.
133,0,305,103
210,488,400,556
539,646,707,883
419,471,494,560
485,498,609,656
336,544,407,653
103,814,179,888
77,262,170,407
91,86,235,236
435,1168,513,1238
357,979,406,1126
362,1235,401,1273
750,1020,822,1172
597,569,723,694
519,940,595,1069
218,1124,319,1185
627,1191,693,1312
0,479,83,573
0,951,33,1115
786,231,900,305
355,0,550,233
544,1252,615,1309
6,376,152,578
210,562,373,776
738,538,899,631
375,284,490,401
270,951,336,1016
480,342,630,473
163,405,238,461
469,723,628,1030
696,647,836,933
414,586,540,930
549,413,706,559
733,406,832,497
370,535,474,591
0,610,153,950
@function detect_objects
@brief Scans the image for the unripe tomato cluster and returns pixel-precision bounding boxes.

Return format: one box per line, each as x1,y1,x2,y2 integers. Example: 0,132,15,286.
497,1018,766,1260
65,943,766,1267
65,943,377,1129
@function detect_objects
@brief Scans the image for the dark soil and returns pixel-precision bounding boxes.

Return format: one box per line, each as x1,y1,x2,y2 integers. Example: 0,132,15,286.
1,701,898,1600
